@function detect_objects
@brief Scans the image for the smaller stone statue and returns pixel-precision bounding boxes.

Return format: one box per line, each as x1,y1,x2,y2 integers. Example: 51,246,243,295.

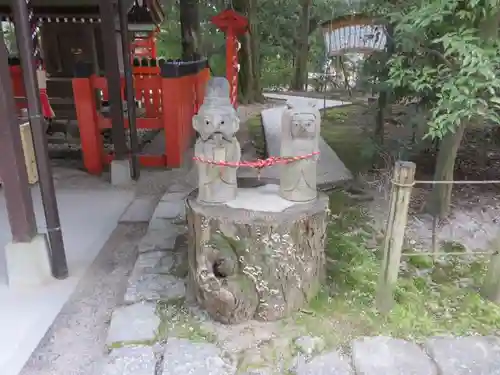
279,101,320,202
193,77,241,204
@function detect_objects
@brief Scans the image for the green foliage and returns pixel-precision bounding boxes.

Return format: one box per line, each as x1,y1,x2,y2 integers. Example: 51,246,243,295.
156,0,345,89
374,0,500,139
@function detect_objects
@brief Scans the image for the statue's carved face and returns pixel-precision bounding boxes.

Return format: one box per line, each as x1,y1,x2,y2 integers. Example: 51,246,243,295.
290,113,317,139
283,101,320,141
194,108,240,141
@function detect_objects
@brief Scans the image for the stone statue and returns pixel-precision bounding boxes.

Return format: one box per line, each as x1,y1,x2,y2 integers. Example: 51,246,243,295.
193,77,241,204
279,101,320,202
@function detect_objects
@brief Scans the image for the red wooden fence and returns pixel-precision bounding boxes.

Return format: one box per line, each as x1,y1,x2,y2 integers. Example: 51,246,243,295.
8,60,210,175
72,63,210,175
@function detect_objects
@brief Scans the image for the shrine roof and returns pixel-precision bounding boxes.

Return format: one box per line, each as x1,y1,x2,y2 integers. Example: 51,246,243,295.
0,0,164,25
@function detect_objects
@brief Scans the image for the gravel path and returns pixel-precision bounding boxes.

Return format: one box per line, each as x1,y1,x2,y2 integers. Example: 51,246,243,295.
19,224,147,375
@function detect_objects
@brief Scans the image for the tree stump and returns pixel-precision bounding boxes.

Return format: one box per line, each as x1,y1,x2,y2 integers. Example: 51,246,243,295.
186,188,329,324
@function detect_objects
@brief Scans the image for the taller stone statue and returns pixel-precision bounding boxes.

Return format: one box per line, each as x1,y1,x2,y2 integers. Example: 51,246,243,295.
279,101,320,202
193,77,241,204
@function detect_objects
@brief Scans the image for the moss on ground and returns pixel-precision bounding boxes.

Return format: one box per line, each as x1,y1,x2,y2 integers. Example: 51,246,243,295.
321,105,377,175
156,302,217,343
246,115,267,158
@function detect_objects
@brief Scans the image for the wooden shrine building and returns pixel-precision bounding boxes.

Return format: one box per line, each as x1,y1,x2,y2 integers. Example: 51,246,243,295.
0,0,212,285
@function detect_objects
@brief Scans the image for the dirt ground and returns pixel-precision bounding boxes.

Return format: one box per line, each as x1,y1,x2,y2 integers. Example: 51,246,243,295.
318,101,500,255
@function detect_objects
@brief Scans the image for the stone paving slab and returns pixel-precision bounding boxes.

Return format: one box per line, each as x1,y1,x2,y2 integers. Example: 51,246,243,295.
101,346,157,375
160,191,191,202
290,351,353,375
425,336,500,375
147,217,187,231
352,336,437,375
134,251,175,274
119,196,158,223
240,369,273,375
124,273,186,304
106,303,160,346
166,182,195,193
152,200,186,220
137,223,186,253
161,338,236,375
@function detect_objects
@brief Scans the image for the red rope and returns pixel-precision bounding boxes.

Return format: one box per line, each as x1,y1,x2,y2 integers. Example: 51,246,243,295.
193,152,319,169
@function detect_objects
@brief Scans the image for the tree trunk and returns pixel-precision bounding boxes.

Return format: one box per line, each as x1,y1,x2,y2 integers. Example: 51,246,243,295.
248,0,264,102
374,24,395,144
233,0,262,103
179,0,201,60
291,0,312,91
186,193,329,324
428,123,466,218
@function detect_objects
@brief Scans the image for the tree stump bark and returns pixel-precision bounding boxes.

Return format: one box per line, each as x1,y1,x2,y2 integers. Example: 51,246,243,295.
186,190,329,324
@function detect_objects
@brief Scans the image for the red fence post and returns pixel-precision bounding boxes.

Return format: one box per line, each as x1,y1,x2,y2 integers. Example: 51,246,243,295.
160,75,183,168
72,65,103,175
159,60,210,168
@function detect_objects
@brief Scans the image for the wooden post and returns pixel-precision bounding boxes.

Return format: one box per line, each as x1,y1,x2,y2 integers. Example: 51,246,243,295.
376,161,416,313
482,249,500,303
118,0,140,180
99,0,128,160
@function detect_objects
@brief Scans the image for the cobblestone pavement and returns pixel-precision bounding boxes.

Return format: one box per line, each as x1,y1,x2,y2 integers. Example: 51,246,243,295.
98,180,500,375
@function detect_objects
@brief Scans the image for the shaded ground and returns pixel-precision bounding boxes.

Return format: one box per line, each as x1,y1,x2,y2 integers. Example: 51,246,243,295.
319,103,500,253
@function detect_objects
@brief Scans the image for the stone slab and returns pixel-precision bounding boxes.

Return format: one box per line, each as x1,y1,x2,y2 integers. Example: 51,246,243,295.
224,184,300,212
167,182,196,193
352,336,437,375
138,223,186,253
241,369,273,375
152,200,186,220
106,303,160,345
101,346,157,375
119,196,158,223
161,338,236,375
124,273,186,304
263,93,347,109
294,336,325,357
161,191,190,202
110,159,133,187
425,336,500,375
290,351,353,375
134,251,175,274
260,105,352,185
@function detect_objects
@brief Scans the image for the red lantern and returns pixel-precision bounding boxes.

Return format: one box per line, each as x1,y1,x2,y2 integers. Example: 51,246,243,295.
211,9,248,107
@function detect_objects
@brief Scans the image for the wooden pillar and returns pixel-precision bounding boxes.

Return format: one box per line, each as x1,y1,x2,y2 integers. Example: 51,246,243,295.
12,0,68,279
99,0,128,160
0,30,37,243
